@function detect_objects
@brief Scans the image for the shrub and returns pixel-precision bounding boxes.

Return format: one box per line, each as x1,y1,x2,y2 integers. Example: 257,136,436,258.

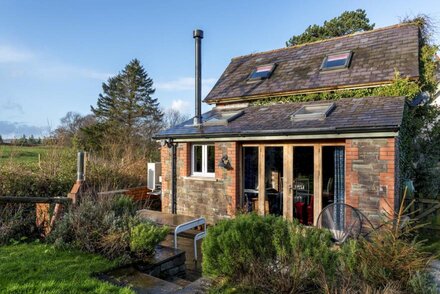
49,194,168,261
0,203,40,244
202,213,280,279
129,222,169,257
48,194,134,259
203,213,436,294
112,194,136,217
202,214,335,293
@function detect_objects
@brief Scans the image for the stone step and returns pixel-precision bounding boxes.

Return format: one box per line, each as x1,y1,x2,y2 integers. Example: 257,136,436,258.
97,267,182,294
165,276,192,287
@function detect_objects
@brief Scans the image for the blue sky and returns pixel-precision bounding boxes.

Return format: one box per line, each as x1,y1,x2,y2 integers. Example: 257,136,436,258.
0,0,439,138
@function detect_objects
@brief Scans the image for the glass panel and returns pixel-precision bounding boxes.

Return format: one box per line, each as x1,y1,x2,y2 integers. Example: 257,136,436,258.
243,147,259,212
322,147,335,208
250,70,271,79
323,52,351,69
324,58,347,68
193,145,203,173
293,146,314,225
207,145,215,173
265,147,283,216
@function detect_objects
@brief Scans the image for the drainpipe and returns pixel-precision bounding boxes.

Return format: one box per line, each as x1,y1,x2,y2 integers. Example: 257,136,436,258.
171,142,178,214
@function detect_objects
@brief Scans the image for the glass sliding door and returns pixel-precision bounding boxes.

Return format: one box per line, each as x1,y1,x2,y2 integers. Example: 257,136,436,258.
265,147,283,216
292,147,314,224
322,146,345,228
243,147,259,212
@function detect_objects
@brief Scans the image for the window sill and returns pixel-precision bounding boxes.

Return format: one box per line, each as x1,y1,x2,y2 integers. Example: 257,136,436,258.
183,176,220,182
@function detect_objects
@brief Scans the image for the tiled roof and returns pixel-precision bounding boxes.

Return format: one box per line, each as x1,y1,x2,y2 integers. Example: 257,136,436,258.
155,96,406,139
204,24,419,104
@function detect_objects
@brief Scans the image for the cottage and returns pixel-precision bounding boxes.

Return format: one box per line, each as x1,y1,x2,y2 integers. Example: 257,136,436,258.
155,23,420,225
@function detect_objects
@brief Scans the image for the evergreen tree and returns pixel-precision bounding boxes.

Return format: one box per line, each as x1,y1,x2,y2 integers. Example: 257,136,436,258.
286,9,374,46
0,135,3,144
91,59,163,143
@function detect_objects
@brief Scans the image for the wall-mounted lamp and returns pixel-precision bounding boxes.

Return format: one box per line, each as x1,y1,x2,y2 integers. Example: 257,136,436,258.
218,154,232,170
161,139,173,148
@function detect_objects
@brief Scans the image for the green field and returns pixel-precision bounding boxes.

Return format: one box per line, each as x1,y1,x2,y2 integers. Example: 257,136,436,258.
0,145,50,165
0,242,132,293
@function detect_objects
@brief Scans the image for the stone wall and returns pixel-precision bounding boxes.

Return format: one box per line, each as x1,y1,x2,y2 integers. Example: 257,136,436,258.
160,138,399,225
345,138,398,224
161,142,239,223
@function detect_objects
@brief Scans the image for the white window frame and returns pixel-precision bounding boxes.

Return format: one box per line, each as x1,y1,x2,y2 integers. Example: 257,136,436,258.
191,144,215,177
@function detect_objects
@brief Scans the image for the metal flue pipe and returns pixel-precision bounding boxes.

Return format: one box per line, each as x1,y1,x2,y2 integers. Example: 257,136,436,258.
193,29,203,125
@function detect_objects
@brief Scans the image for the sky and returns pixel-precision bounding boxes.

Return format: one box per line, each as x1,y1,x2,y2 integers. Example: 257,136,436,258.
0,0,439,138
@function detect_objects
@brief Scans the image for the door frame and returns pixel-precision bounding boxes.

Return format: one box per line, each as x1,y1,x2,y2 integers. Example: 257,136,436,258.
241,141,345,225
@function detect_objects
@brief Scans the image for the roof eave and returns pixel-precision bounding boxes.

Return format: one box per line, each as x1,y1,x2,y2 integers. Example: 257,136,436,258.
154,125,401,141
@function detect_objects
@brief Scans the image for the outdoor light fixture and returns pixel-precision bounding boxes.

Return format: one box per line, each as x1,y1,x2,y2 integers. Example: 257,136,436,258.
161,139,173,148
218,154,232,170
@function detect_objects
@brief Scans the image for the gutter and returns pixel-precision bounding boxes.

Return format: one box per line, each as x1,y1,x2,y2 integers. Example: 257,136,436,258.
154,125,400,141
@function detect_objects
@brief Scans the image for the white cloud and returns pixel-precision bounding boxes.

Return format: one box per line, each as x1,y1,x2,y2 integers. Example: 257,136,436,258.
156,77,216,95
0,43,111,81
171,99,191,113
0,45,34,63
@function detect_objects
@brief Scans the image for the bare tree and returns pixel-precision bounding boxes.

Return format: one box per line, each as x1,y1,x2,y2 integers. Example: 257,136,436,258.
53,112,96,146
163,109,190,129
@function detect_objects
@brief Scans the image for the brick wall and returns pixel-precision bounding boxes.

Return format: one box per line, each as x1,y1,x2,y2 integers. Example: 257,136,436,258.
160,138,399,225
161,142,239,223
345,138,398,224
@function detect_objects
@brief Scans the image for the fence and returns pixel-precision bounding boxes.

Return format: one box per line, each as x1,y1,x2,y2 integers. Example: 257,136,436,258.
410,198,440,230
0,196,71,235
97,186,161,211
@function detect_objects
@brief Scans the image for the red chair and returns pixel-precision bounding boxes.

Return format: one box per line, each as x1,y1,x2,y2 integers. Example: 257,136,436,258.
307,196,314,225
294,201,305,224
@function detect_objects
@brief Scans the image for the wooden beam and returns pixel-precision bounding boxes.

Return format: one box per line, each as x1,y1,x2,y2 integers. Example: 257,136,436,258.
313,145,322,225
0,196,72,204
258,145,266,215
283,145,293,220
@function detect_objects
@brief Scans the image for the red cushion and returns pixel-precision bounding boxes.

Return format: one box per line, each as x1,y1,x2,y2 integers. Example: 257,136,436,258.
294,202,305,224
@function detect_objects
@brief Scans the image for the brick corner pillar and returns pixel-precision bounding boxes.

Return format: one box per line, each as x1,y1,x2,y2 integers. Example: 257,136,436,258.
160,146,172,213
215,142,239,217
345,139,360,208
378,138,397,217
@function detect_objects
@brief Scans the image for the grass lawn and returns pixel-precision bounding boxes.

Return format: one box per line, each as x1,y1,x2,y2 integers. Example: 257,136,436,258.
0,242,133,293
0,145,49,166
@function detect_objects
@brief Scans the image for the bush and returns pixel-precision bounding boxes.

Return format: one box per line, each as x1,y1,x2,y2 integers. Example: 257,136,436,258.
49,194,167,261
0,203,40,244
203,213,436,294
129,222,169,257
202,214,335,293
48,194,134,258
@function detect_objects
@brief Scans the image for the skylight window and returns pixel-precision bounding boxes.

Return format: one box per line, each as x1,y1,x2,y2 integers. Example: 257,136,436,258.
248,64,276,80
291,102,335,122
321,51,352,70
204,110,244,126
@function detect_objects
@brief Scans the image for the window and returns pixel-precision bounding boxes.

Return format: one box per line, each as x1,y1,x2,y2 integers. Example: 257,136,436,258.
291,102,335,121
192,144,215,176
248,64,276,80
321,51,352,70
203,110,244,126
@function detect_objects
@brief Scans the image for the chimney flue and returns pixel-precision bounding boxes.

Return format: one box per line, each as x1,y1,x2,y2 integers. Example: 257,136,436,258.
193,29,203,125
